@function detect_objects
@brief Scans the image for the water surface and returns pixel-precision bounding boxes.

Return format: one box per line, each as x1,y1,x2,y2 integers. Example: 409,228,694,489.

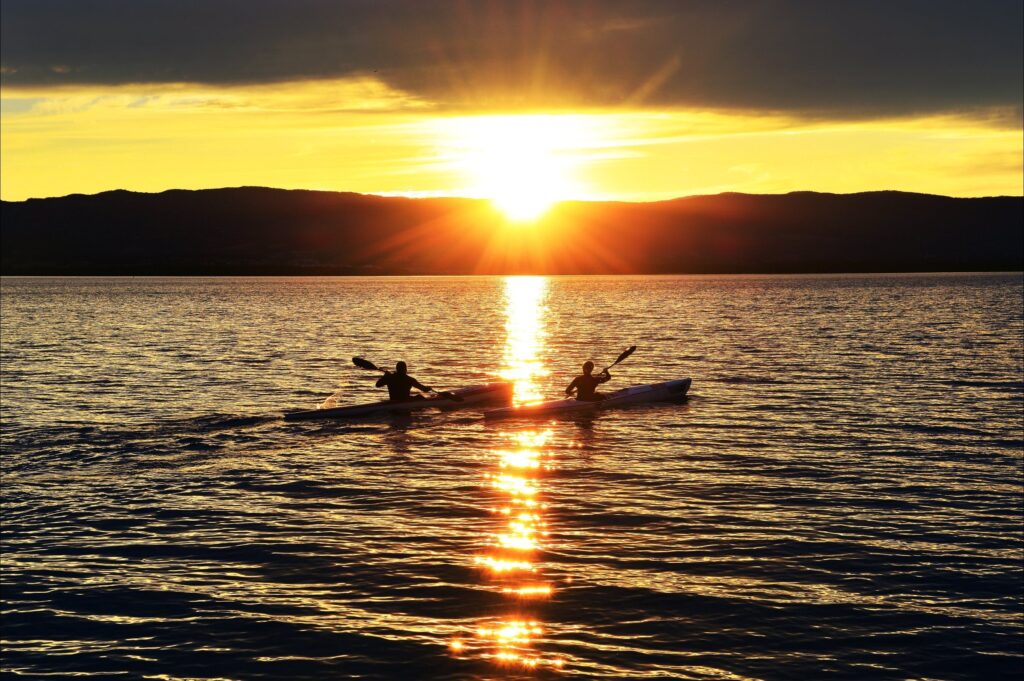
2,274,1022,679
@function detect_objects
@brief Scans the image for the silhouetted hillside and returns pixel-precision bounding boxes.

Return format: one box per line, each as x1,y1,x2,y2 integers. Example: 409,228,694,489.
1,188,1020,274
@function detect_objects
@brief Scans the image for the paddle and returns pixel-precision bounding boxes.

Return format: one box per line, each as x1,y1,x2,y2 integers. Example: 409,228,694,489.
352,356,387,373
602,345,637,373
352,356,463,402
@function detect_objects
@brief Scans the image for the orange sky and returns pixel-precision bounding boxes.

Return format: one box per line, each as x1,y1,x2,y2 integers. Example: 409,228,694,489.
2,80,1020,208
1,2,1021,209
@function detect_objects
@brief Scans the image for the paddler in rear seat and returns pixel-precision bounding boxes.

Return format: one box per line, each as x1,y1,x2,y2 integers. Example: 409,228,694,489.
376,361,432,402
565,361,612,401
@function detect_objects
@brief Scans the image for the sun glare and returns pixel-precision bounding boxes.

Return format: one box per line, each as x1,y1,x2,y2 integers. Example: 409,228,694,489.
435,115,595,222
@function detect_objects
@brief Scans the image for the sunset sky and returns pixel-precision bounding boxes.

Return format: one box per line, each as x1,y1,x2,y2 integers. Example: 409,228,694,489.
2,0,1021,209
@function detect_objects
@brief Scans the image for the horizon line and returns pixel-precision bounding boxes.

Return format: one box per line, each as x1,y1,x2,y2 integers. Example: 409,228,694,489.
4,185,1023,204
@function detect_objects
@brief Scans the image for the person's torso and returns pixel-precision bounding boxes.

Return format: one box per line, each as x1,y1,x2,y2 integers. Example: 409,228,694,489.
574,374,602,399
383,373,416,400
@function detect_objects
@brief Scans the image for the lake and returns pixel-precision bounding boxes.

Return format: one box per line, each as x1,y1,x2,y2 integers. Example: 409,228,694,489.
2,274,1022,680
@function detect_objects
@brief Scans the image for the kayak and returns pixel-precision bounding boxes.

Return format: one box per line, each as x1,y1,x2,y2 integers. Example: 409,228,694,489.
284,381,513,421
484,378,692,419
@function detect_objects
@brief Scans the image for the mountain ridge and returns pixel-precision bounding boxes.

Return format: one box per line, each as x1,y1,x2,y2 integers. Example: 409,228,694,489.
2,187,1020,275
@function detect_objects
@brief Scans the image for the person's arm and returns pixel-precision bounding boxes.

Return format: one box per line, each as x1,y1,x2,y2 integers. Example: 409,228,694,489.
598,370,612,384
376,372,390,388
565,377,579,396
410,377,432,393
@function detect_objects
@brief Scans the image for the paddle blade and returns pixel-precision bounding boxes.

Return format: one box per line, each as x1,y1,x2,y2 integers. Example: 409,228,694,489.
352,356,381,371
612,345,637,367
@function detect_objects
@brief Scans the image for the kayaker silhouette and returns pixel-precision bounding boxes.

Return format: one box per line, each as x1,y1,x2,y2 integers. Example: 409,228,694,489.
565,361,612,401
376,361,432,402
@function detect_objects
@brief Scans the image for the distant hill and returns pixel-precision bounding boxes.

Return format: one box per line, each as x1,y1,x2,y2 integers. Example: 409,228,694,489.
1,188,1020,274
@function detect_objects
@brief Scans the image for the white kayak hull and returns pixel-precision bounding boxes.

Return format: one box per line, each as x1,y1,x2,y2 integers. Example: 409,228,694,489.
484,378,691,419
285,381,513,421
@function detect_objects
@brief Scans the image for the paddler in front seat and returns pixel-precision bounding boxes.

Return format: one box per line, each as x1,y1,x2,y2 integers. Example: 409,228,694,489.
565,361,612,401
376,361,432,402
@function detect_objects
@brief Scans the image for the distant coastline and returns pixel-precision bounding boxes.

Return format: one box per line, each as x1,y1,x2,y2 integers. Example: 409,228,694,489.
2,188,1021,275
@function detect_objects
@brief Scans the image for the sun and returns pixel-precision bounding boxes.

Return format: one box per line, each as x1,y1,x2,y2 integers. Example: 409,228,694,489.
435,115,595,222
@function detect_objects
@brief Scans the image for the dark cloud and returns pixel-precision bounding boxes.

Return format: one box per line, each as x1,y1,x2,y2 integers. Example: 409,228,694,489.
2,0,1021,118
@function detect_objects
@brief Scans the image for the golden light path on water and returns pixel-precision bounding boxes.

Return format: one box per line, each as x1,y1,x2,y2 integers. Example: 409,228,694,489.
499,277,550,406
450,276,566,670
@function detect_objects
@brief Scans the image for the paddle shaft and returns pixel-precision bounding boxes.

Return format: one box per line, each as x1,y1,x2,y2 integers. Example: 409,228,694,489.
602,345,637,373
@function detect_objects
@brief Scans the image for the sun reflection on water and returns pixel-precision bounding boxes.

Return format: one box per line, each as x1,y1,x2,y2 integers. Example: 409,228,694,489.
449,276,566,670
499,276,549,406
459,427,561,668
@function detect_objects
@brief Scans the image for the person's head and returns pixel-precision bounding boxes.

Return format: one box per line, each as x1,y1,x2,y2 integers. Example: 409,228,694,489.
395,361,408,375
582,361,594,375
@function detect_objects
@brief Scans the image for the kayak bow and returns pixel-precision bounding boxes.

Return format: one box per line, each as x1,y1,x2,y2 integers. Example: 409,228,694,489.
484,378,691,419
